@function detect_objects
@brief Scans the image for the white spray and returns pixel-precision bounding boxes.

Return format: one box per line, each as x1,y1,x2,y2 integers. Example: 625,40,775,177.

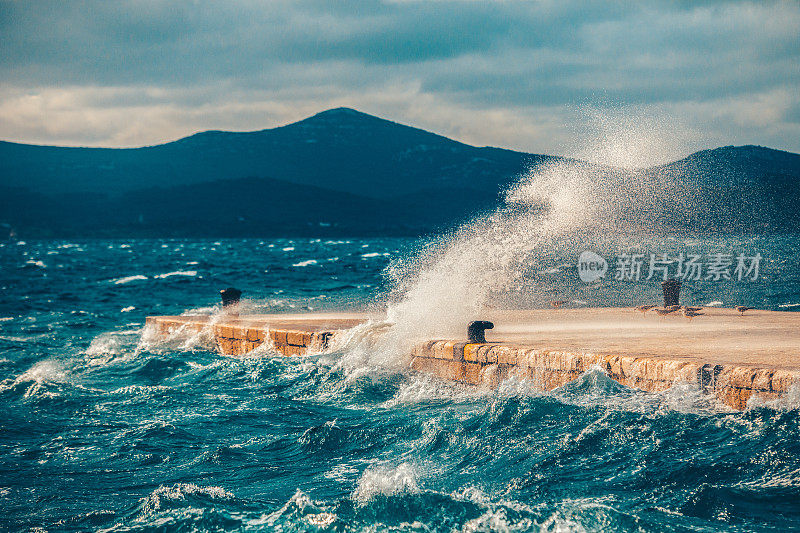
361,109,700,362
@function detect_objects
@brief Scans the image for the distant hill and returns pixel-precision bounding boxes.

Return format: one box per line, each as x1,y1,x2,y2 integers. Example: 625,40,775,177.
0,107,546,198
633,145,800,232
644,145,800,186
0,108,799,237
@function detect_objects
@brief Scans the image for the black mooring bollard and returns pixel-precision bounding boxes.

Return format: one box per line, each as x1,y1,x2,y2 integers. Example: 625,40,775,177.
220,287,242,314
467,320,494,343
661,278,681,307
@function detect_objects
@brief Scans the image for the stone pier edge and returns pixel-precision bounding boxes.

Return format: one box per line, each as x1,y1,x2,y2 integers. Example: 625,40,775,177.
146,316,800,410
145,316,332,357
411,340,799,410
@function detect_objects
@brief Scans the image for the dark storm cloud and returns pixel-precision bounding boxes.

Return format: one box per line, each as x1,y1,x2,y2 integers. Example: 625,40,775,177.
5,1,793,89
2,1,513,83
0,0,798,157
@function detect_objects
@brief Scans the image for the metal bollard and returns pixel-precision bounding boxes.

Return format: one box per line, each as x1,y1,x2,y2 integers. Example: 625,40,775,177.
220,287,242,315
661,278,681,308
467,320,494,343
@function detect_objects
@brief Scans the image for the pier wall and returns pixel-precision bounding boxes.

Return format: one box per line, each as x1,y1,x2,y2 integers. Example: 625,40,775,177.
410,341,797,410
145,315,332,356
145,314,800,410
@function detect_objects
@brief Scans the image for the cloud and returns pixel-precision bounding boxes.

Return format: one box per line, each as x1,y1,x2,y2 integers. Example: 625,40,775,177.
0,0,798,162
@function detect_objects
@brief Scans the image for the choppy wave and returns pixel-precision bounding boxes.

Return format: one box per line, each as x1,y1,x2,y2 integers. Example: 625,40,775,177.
5,332,800,531
3,236,800,531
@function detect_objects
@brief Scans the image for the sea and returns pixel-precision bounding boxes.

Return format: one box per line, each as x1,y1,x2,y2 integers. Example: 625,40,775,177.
2,235,800,532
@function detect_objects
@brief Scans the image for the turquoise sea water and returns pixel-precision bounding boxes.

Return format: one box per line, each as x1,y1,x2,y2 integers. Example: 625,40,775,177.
2,236,800,532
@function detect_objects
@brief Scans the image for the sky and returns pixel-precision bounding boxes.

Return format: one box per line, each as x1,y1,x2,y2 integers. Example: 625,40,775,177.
0,0,798,165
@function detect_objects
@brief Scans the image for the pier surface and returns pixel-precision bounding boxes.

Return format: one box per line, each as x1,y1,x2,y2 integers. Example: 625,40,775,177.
146,308,800,409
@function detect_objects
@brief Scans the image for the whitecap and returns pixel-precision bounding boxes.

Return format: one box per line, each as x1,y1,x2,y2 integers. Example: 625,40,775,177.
112,275,148,285
1,359,69,398
305,512,337,527
292,259,317,267
22,260,46,269
352,463,419,504
80,337,107,356
541,263,572,275
154,270,197,279
253,489,320,528
85,332,138,363
16,360,66,384
778,303,800,309
138,483,233,515
282,247,295,251
120,306,136,313
110,384,172,396
706,301,723,307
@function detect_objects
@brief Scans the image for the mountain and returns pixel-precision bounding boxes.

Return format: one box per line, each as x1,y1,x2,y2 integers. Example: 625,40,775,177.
644,145,800,187
0,108,799,237
0,107,546,199
632,146,800,232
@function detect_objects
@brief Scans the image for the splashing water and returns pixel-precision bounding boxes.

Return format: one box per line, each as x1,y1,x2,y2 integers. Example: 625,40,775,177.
353,463,420,504
381,113,700,348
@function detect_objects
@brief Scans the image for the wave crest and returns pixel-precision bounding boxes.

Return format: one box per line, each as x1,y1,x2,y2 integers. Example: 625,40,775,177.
353,462,420,504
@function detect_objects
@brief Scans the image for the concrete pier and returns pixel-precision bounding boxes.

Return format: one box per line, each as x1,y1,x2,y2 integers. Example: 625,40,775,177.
145,313,366,356
146,308,800,410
